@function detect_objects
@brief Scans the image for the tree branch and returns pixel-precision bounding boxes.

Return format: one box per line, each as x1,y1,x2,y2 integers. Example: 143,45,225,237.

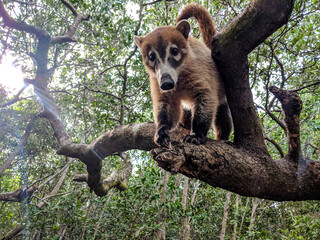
293,80,320,92
51,1,89,44
269,86,302,161
0,84,28,108
61,0,78,16
0,1,46,37
0,185,38,203
73,154,132,195
264,136,285,158
151,140,320,201
211,0,295,149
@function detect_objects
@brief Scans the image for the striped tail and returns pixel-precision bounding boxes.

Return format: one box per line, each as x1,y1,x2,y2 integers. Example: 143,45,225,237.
176,4,216,48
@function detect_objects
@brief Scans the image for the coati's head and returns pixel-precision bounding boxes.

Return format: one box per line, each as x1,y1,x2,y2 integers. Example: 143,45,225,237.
134,20,190,91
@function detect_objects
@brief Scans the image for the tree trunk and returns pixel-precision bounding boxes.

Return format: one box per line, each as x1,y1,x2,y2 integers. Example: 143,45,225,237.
232,195,240,240
238,198,250,237
248,198,260,232
182,176,190,239
220,192,232,240
156,170,169,240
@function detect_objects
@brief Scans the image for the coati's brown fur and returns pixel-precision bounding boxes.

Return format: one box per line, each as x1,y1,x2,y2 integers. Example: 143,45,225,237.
134,4,232,147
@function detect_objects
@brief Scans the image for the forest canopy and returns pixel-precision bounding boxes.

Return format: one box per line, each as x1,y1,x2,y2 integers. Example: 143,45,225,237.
0,0,319,239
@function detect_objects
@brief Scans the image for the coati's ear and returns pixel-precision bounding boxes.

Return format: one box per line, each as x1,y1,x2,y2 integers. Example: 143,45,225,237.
176,20,191,39
134,36,144,48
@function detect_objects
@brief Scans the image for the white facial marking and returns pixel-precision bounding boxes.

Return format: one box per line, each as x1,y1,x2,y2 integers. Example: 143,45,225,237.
153,43,183,89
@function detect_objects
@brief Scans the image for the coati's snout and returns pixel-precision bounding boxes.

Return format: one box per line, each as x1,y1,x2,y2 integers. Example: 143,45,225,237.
160,73,175,90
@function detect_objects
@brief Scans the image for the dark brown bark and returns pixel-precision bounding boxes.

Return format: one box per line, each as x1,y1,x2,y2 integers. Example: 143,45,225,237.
269,86,302,161
211,0,295,150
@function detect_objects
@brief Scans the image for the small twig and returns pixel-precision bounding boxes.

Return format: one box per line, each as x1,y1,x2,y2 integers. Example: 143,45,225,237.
12,0,35,5
143,0,175,7
264,136,285,158
79,83,121,100
99,64,124,75
293,80,320,92
0,84,28,108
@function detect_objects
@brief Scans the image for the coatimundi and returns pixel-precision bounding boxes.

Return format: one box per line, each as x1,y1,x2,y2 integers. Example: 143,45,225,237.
134,4,232,147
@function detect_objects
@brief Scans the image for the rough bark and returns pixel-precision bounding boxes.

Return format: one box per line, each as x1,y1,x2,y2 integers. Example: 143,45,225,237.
211,0,295,149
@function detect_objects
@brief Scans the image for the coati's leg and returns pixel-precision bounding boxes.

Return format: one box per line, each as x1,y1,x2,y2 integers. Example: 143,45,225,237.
184,95,214,145
214,102,232,140
154,99,182,148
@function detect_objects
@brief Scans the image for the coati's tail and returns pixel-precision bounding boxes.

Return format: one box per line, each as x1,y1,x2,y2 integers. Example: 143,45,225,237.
176,4,216,48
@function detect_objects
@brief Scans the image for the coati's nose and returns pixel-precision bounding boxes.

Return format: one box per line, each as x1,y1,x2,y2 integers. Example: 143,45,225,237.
160,73,174,90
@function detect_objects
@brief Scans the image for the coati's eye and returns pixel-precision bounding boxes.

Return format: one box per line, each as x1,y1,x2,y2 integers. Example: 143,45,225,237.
149,52,156,61
171,47,179,56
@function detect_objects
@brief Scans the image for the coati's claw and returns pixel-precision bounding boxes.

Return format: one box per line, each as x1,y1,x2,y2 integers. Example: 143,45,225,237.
155,128,171,148
183,135,206,145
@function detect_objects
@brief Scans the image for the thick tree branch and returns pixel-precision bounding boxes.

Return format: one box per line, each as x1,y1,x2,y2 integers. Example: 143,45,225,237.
0,1,46,37
211,0,295,149
0,186,38,203
151,140,320,201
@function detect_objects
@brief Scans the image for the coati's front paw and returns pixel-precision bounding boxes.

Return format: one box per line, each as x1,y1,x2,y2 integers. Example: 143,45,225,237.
183,135,206,145
154,128,171,148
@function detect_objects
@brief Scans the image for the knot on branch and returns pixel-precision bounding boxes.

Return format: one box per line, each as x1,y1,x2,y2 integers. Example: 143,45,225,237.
269,86,302,116
73,161,132,197
151,145,186,174
151,142,224,176
269,86,302,161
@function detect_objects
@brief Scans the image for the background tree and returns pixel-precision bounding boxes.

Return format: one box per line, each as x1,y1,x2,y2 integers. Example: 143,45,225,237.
0,0,319,239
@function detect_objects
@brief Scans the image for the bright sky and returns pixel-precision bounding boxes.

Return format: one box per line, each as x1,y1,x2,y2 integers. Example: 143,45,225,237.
0,2,139,96
0,55,24,94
